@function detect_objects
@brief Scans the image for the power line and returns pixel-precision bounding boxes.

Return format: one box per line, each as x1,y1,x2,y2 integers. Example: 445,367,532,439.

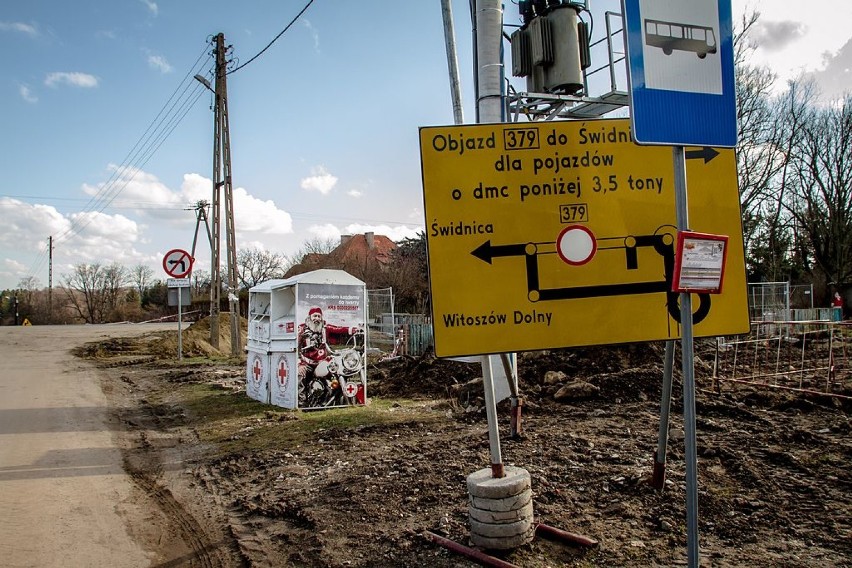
60,44,213,235
228,0,316,75
0,194,194,210
24,44,215,283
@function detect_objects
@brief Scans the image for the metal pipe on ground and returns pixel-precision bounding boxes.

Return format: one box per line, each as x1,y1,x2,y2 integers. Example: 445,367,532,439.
535,523,599,548
422,531,519,568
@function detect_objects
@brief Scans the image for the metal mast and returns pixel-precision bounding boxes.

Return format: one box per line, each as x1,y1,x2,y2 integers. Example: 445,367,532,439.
210,33,242,356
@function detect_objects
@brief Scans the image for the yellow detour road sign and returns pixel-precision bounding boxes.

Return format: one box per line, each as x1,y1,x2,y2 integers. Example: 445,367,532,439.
420,118,749,358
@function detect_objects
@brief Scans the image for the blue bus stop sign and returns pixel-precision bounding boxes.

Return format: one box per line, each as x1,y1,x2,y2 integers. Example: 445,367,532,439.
622,0,737,148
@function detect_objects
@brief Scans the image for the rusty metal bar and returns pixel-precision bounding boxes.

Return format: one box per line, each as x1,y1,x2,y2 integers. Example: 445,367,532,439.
422,531,520,568
535,523,599,547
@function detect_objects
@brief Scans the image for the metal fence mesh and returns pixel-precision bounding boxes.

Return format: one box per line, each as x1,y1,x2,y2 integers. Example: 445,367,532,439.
713,321,851,399
367,288,395,353
748,281,790,322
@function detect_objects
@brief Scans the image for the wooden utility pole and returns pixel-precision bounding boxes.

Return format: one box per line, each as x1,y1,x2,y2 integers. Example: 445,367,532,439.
209,33,241,356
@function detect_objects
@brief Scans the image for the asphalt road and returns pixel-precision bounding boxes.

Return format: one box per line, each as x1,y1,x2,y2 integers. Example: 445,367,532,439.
0,323,174,568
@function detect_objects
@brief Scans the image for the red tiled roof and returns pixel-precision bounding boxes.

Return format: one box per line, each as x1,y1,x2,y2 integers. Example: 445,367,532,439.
284,233,396,278
330,233,396,266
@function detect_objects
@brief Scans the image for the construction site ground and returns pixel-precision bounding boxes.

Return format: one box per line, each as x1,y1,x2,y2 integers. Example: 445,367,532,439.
74,320,852,567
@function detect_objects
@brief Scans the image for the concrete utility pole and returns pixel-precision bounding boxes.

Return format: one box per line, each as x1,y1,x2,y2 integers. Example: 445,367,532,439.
474,0,504,124
189,200,213,267
209,33,242,356
48,235,53,322
441,0,465,125
474,0,505,479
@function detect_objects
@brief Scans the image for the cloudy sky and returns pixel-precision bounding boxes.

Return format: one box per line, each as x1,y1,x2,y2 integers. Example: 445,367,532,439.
1,0,849,291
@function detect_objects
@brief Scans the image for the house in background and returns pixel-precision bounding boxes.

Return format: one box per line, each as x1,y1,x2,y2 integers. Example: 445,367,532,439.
285,232,397,282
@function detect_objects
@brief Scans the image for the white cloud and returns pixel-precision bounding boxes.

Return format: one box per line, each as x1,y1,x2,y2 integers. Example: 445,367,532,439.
342,224,421,243
18,84,37,103
3,258,28,273
303,19,320,52
0,198,69,252
180,173,212,202
147,55,173,73
45,72,99,89
82,165,184,219
232,186,294,234
809,38,852,102
734,0,852,95
300,166,338,195
67,210,141,249
0,198,150,285
0,258,29,290
747,20,807,52
304,223,420,244
407,207,424,221
140,0,158,16
347,189,363,198
0,168,301,289
178,173,294,235
241,240,268,251
0,21,37,36
307,224,341,240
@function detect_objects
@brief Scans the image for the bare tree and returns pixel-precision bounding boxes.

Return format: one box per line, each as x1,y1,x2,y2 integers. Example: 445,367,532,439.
294,237,337,258
192,269,211,297
733,10,794,279
284,237,339,274
17,276,40,291
14,276,41,324
786,95,852,293
236,248,289,289
130,264,154,302
61,263,128,323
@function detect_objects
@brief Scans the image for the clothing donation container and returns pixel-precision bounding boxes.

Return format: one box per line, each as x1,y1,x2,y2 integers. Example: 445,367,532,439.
247,269,367,409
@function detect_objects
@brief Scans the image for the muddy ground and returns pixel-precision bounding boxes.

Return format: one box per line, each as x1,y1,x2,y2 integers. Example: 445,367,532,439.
81,321,851,567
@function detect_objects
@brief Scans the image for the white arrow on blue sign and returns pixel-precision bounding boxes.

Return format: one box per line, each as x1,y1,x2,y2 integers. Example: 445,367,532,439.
622,0,737,148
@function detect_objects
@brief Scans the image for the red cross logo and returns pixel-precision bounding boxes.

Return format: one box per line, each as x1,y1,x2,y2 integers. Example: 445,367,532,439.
277,360,288,386
252,358,263,383
344,382,358,397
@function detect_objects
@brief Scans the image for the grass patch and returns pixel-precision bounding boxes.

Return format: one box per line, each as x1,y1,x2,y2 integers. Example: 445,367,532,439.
176,384,444,455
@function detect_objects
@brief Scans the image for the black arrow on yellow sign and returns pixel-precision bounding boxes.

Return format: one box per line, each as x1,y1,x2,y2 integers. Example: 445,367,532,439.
685,147,720,163
471,240,527,264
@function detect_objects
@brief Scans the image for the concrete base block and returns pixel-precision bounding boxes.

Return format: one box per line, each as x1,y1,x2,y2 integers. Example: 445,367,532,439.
466,466,530,499
470,488,532,513
469,500,534,524
469,524,535,550
470,516,533,538
467,466,535,551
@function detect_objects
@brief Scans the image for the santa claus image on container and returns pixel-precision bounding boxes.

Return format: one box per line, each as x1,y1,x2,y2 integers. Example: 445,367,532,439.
297,306,362,406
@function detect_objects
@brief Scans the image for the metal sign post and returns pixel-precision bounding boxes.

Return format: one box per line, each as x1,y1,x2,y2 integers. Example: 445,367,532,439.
167,278,191,360
178,289,183,361
622,2,738,565
673,147,699,566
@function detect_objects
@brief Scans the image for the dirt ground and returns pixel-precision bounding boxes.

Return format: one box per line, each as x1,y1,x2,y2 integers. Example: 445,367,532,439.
81,320,851,567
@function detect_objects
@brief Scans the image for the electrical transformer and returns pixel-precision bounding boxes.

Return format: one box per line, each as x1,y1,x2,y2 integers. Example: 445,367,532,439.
511,2,590,95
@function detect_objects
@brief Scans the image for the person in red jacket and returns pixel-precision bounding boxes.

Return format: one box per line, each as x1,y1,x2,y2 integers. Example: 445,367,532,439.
832,292,844,321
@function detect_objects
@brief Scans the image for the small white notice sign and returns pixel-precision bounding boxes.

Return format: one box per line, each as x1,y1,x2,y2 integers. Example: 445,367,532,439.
672,231,729,294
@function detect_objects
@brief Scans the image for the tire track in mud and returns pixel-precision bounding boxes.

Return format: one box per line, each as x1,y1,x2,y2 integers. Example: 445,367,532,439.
195,465,327,568
113,379,243,568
